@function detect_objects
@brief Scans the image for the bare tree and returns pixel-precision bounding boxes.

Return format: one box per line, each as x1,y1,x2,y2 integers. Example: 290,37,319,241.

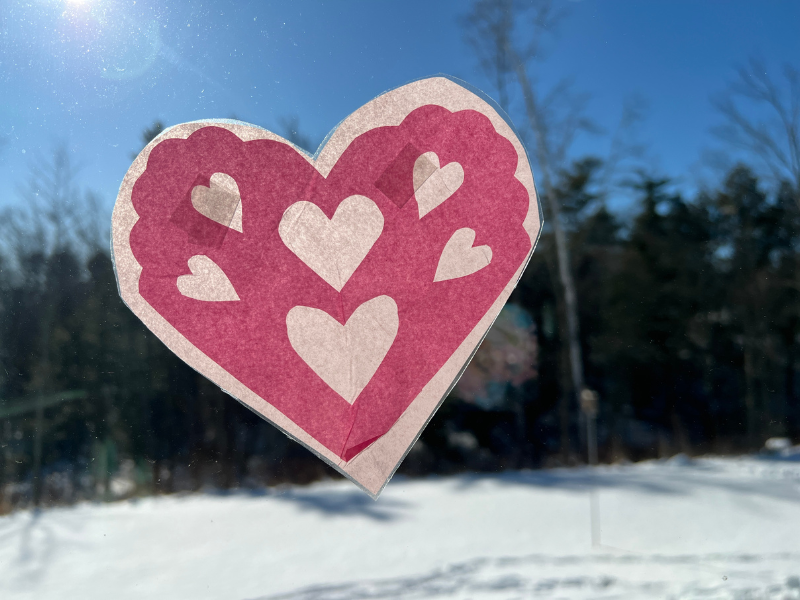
463,0,593,458
5,146,107,264
3,145,102,506
713,59,800,202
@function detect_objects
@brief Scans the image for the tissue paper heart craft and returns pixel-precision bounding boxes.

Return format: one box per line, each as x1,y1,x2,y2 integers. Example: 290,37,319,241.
434,228,493,282
287,295,399,405
279,195,384,292
191,172,243,232
112,76,542,497
413,151,465,218
176,255,240,302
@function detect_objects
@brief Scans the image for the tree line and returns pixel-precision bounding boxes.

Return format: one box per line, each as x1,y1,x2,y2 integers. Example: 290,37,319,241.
0,145,798,511
1,0,799,511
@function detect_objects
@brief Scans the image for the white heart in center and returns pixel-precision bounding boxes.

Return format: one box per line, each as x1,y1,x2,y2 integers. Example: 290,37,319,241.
279,195,383,292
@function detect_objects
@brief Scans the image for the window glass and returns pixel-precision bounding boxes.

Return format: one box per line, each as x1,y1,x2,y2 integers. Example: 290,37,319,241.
1,2,799,598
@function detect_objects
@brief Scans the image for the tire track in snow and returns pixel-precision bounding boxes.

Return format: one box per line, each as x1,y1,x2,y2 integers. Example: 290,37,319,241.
252,552,800,600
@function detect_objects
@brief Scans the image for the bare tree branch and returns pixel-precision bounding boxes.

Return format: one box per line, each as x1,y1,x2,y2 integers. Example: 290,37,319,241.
713,59,800,201
4,145,102,274
598,95,648,191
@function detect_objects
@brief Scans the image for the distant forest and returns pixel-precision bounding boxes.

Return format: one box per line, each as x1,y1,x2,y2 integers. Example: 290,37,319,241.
2,0,800,512
1,144,798,511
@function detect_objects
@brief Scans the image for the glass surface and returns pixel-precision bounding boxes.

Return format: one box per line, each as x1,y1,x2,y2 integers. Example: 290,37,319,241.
1,1,799,598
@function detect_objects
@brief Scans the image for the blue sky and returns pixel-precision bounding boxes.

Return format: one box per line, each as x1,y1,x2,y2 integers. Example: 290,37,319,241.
1,0,798,214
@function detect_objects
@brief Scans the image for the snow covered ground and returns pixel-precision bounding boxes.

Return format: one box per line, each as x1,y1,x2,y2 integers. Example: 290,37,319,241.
1,452,799,600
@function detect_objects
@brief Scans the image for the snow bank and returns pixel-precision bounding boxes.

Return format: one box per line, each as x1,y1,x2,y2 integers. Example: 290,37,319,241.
1,453,799,599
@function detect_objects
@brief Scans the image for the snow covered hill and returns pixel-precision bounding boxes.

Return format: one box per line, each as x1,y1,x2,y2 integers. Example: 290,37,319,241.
1,452,799,599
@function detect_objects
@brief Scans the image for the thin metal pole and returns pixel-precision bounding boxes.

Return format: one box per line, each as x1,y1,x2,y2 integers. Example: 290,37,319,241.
580,389,600,547
588,413,600,547
32,394,44,508
590,488,601,547
587,413,598,466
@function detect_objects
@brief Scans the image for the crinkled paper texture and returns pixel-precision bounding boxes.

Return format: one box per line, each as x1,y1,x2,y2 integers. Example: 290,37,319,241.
111,76,542,497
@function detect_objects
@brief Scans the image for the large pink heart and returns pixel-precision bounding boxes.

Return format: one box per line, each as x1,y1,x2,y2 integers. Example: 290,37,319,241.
112,77,541,496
